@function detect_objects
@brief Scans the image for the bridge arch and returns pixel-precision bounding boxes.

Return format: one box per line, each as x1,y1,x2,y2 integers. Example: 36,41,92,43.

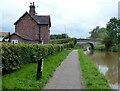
87,42,94,50
76,38,101,50
76,42,94,50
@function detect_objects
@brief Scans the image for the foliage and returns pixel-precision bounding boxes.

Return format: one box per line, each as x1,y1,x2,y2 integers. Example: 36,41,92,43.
50,38,76,45
94,44,106,51
2,50,71,89
0,35,4,37
73,45,81,49
109,44,120,52
78,49,111,89
2,42,74,73
103,18,120,50
94,44,120,52
89,26,107,40
90,18,120,51
50,34,70,39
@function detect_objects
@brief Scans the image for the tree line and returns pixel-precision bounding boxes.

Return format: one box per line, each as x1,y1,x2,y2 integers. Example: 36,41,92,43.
89,17,120,50
50,34,69,39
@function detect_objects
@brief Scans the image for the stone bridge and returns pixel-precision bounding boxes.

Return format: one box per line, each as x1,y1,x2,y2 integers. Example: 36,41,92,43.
76,38,102,50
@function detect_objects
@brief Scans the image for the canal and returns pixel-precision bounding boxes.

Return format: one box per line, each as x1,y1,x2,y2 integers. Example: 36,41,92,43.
85,50,120,89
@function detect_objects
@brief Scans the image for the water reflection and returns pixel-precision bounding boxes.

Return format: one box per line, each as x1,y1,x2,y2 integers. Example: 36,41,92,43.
85,50,120,89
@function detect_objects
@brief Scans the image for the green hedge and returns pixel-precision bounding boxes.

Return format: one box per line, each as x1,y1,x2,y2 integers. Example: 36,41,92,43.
50,38,76,44
2,42,74,73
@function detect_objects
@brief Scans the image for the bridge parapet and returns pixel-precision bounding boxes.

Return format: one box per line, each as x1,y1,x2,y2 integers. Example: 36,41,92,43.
76,38,102,49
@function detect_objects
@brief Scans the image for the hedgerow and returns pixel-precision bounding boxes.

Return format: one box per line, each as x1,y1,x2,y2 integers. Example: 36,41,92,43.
50,38,76,44
2,42,74,73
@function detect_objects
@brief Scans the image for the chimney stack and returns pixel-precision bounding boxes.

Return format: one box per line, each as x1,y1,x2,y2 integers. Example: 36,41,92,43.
29,2,36,17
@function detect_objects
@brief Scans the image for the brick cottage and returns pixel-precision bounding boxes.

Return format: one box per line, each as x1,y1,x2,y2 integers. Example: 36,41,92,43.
9,2,51,44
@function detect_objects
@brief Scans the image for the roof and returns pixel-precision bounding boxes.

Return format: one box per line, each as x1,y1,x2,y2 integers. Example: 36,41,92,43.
35,15,51,27
9,33,33,41
0,32,9,37
5,33,40,41
14,12,39,25
14,12,51,27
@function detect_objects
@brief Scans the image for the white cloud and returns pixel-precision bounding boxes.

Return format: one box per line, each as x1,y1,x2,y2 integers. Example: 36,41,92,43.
0,0,119,38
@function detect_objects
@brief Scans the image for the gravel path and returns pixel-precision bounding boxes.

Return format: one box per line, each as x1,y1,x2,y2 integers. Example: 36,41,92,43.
44,50,84,89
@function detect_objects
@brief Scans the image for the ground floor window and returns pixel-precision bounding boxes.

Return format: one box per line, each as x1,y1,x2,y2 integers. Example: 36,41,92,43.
11,40,18,44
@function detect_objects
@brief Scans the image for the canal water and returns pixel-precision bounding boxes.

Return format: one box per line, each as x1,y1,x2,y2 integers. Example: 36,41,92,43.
85,50,120,89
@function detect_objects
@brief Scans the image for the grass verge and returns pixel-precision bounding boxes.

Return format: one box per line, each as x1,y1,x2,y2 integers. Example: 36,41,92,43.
73,45,81,49
2,49,71,90
94,44,106,51
78,49,111,89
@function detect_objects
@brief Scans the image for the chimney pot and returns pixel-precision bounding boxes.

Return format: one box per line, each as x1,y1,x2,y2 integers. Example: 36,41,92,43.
33,2,34,6
30,2,32,5
29,2,36,17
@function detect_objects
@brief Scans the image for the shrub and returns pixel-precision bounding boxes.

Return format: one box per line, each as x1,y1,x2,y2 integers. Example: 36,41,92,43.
94,44,106,51
50,38,76,45
2,42,74,73
109,44,120,52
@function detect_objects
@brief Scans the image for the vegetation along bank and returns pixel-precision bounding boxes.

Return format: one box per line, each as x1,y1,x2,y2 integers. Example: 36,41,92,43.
78,48,111,89
94,44,120,52
89,18,120,52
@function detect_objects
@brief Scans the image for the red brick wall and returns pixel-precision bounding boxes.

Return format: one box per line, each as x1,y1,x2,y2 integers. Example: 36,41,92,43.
15,14,39,40
15,13,50,44
40,25,50,44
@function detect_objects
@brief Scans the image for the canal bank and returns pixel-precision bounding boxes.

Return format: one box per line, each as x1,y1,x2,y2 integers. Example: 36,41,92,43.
78,49,111,89
85,50,120,89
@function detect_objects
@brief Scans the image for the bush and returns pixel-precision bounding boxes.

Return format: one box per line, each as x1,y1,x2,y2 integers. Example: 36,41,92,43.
2,42,74,73
94,44,106,51
94,44,120,52
109,44,120,52
50,38,76,45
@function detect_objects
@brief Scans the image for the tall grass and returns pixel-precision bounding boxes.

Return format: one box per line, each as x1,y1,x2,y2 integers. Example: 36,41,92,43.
2,49,71,90
78,49,111,89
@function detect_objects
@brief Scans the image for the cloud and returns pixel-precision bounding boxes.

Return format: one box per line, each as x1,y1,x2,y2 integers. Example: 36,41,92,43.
1,0,119,38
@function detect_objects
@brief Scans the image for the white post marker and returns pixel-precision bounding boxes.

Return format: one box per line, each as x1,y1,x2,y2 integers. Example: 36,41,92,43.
41,58,44,72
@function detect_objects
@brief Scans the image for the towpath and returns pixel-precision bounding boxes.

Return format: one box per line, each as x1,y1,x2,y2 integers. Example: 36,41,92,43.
44,50,84,89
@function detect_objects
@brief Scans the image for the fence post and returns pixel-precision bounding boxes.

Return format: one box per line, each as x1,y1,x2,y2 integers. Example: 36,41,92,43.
36,57,44,80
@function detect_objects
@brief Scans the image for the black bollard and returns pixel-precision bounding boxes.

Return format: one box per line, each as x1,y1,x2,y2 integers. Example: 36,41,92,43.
36,57,44,80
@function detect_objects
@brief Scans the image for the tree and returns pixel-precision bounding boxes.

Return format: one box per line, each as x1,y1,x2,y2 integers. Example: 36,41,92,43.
103,17,120,50
89,26,107,39
50,34,70,39
89,26,99,39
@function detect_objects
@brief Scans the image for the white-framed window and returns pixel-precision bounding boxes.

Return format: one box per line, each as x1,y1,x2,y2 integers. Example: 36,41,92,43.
11,40,18,44
5,39,9,42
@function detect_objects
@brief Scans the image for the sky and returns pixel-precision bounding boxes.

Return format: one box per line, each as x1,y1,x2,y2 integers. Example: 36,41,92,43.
0,0,119,38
